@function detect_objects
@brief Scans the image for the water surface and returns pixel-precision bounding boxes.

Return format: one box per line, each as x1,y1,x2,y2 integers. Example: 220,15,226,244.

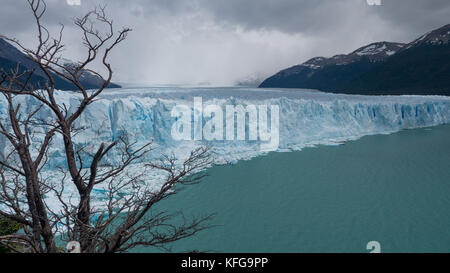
136,125,450,253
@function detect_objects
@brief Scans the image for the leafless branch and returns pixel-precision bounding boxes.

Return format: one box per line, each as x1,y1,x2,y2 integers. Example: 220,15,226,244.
0,0,213,253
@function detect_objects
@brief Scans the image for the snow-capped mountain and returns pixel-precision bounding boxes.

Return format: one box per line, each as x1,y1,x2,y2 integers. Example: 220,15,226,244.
259,41,406,87
302,42,405,69
51,58,121,90
0,38,121,91
260,24,450,96
351,42,405,58
407,24,450,47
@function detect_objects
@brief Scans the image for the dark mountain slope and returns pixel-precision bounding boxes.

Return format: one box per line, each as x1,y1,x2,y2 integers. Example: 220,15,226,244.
349,43,450,95
259,24,450,96
0,38,121,90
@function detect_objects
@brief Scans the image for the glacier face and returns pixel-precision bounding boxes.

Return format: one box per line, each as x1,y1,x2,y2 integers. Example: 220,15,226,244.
2,87,450,166
70,87,450,164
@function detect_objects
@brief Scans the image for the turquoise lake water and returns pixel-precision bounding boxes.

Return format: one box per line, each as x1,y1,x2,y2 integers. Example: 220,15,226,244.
136,125,450,253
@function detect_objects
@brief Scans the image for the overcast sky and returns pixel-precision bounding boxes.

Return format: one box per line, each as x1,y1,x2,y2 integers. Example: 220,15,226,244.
1,0,450,85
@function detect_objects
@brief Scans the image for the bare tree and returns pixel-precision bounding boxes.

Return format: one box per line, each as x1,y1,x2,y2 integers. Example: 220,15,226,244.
0,0,213,253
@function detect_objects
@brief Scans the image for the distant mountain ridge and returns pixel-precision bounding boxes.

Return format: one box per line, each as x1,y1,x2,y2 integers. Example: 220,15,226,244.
0,38,121,91
259,24,450,96
303,42,406,69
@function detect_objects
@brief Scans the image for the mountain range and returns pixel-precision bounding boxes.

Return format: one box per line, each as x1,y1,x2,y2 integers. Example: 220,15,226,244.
259,24,450,96
0,38,121,90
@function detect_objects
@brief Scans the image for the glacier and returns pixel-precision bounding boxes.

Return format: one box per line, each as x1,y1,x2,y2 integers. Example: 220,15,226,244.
1,86,450,211
2,86,450,166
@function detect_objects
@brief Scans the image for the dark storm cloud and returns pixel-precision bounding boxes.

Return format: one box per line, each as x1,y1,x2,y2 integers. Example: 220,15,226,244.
1,0,450,85
3,0,450,40
372,0,450,36
0,0,80,33
6,0,448,41
198,0,450,39
200,0,357,34
126,0,450,38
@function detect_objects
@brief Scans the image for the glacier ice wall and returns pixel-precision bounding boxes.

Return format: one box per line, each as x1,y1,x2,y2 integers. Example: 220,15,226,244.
1,88,450,167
